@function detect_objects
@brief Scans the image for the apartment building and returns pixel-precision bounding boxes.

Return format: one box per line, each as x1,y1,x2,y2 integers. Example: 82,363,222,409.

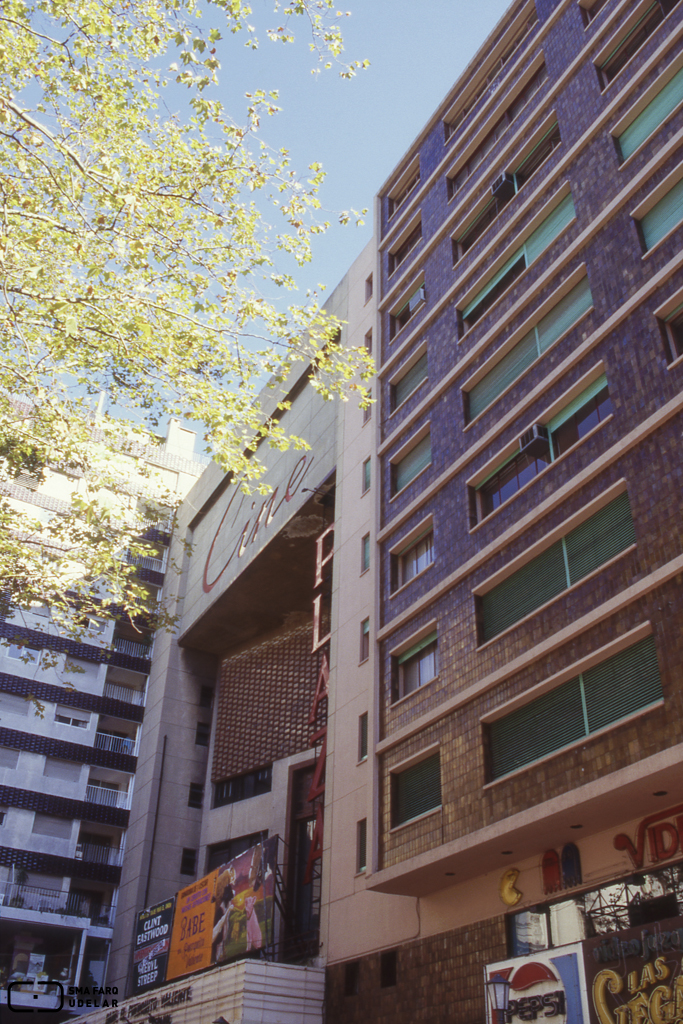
0,420,204,1017
323,0,683,1022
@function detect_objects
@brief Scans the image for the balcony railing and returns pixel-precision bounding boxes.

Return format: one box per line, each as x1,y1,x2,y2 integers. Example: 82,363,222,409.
124,550,165,573
85,785,131,809
0,881,116,927
75,842,125,867
112,636,152,660
103,681,145,706
94,731,136,755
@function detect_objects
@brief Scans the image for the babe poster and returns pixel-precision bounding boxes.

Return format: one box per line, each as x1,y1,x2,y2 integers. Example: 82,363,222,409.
212,837,278,964
166,871,218,981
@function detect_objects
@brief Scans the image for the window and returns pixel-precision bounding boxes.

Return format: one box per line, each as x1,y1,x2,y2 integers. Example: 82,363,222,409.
32,813,72,839
662,304,683,359
513,122,561,187
364,329,373,354
597,0,677,86
188,782,204,808
344,962,360,996
395,632,438,700
358,712,368,761
477,376,612,516
391,433,432,495
445,14,538,139
393,529,434,589
357,819,367,872
392,352,428,410
380,951,398,988
206,831,268,872
362,458,371,494
638,175,683,250
0,693,29,717
479,491,635,642
198,685,213,708
466,276,592,420
617,64,683,161
389,222,422,276
0,810,6,826
360,618,370,663
363,390,372,425
581,0,611,25
43,758,82,782
447,64,547,197
392,752,441,827
55,706,90,729
0,747,19,769
179,848,197,876
365,274,373,302
460,193,576,332
6,644,40,664
214,766,272,807
390,283,425,339
489,636,662,778
195,721,210,746
361,534,370,574
388,167,420,218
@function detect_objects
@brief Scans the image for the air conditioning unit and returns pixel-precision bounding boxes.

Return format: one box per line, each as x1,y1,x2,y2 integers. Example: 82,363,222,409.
491,172,516,202
519,423,549,457
408,285,426,313
75,845,84,860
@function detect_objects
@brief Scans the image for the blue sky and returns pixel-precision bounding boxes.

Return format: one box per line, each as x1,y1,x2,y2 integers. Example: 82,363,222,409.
206,0,514,300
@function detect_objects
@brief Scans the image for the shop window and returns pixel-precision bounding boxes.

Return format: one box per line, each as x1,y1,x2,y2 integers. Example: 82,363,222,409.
179,848,197,876
394,633,438,701
391,752,441,827
361,534,370,574
214,766,272,807
357,819,367,873
392,529,434,590
489,635,661,781
390,284,426,339
391,433,432,495
466,276,592,421
195,721,210,746
388,166,420,218
392,352,428,411
389,222,422,276
360,619,370,663
479,491,635,643
380,950,398,987
188,783,203,808
597,0,678,87
459,193,575,333
617,64,683,161
358,713,368,761
638,175,683,251
476,377,612,517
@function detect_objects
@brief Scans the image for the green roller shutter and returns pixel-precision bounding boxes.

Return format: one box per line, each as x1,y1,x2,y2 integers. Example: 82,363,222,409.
583,635,662,733
641,177,683,250
462,248,525,320
481,541,566,642
524,193,576,263
490,676,585,778
536,277,592,353
394,353,428,408
618,66,683,161
393,752,441,825
564,492,635,585
397,631,438,665
548,374,608,434
394,434,431,492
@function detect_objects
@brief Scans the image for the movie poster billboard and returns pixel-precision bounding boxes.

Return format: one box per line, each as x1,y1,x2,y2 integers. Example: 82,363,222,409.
584,914,683,1024
166,871,218,981
211,836,278,964
133,897,175,994
485,945,589,1024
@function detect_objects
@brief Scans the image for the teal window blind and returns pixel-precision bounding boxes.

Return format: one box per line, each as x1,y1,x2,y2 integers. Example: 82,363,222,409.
640,177,683,250
490,636,662,778
393,353,428,409
548,375,608,435
480,491,635,641
461,193,576,323
468,277,592,420
393,434,431,493
618,65,683,160
392,752,441,825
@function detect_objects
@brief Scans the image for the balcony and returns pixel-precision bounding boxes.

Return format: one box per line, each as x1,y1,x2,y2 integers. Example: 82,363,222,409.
75,842,125,867
0,881,116,927
94,730,136,755
124,549,165,573
112,636,152,660
85,785,131,809
103,681,145,706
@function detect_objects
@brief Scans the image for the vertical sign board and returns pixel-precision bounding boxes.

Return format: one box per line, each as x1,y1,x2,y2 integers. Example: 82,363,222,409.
133,897,175,993
485,946,589,1024
211,837,278,965
584,915,683,1024
166,872,218,981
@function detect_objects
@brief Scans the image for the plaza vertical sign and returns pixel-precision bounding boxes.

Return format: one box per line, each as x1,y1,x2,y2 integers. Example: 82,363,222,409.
133,897,175,994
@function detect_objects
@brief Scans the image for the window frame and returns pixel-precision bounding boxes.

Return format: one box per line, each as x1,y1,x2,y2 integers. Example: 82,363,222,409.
595,0,678,89
360,618,370,663
390,430,432,497
356,818,367,873
360,533,371,574
387,161,420,220
394,633,438,702
388,220,422,277
358,712,368,762
361,458,371,495
390,282,426,340
187,782,204,809
179,848,197,876
390,749,442,828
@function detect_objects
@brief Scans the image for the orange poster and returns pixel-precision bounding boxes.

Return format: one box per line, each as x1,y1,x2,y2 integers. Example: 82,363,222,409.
166,869,218,981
